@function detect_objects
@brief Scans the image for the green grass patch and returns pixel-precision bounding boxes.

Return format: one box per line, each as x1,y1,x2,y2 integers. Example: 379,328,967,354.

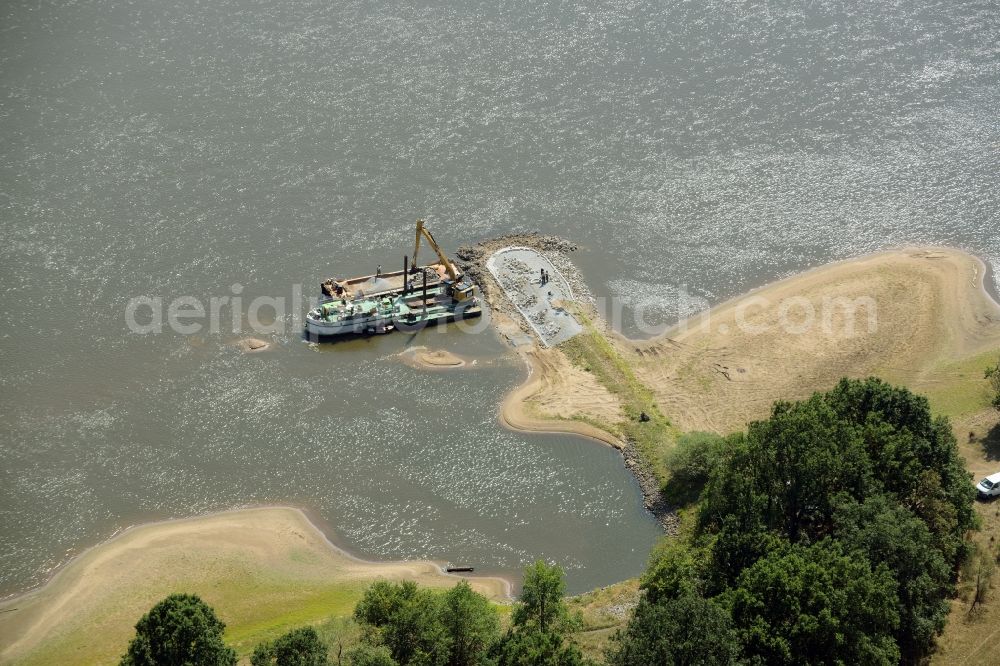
566,578,641,661
222,580,368,654
559,312,678,486
919,350,999,419
10,574,372,665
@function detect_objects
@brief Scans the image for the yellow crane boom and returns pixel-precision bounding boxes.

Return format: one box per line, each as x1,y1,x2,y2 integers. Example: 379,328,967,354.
412,219,459,281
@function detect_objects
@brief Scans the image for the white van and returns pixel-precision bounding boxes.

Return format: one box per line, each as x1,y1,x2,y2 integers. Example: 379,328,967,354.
976,472,1000,499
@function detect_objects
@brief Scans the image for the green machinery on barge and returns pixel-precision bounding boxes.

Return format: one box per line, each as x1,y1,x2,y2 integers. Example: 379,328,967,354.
305,220,481,338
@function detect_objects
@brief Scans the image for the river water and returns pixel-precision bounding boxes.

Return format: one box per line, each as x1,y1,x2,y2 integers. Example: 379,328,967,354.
1,0,997,597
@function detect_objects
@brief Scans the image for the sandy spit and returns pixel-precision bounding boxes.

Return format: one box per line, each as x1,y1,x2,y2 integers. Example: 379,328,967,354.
0,506,511,665
502,246,1000,438
499,349,624,448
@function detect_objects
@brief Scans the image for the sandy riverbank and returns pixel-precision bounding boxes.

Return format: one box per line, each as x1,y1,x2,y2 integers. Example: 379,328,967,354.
0,507,510,666
461,234,627,447
632,247,1000,433
491,244,1000,663
505,247,1000,439
500,348,625,448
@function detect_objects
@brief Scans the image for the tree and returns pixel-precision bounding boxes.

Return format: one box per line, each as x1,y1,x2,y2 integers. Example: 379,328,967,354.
120,593,237,666
832,494,951,662
511,561,569,633
825,377,977,565
347,644,398,666
725,541,900,666
987,359,1000,411
251,627,328,666
698,390,871,549
491,562,587,666
440,581,500,666
698,378,976,577
493,629,587,666
378,587,449,666
353,579,504,666
663,431,728,504
640,379,974,663
606,593,740,666
251,645,273,665
967,548,996,616
640,539,703,604
353,580,451,666
665,431,726,482
355,580,418,628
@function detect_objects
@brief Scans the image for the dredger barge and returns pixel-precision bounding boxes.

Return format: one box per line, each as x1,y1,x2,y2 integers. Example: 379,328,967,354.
305,220,481,338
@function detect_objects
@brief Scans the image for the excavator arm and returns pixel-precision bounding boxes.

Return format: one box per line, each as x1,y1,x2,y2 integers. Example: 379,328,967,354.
411,219,474,303
412,219,459,281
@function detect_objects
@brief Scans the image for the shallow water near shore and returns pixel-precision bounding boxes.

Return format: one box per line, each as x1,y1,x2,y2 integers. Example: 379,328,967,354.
0,322,663,598
1,0,998,597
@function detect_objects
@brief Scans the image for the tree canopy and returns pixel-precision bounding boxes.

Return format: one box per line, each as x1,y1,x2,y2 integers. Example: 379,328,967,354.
615,378,977,665
347,644,399,666
725,541,899,665
441,581,500,666
352,579,500,666
605,593,739,666
511,561,569,633
250,626,328,666
350,567,590,666
120,593,237,666
492,628,587,666
493,561,588,666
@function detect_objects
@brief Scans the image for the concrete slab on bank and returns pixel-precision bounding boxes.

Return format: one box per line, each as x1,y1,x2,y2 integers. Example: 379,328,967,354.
486,247,583,347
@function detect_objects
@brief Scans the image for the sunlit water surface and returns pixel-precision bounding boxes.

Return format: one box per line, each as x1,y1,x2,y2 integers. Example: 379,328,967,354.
1,0,997,596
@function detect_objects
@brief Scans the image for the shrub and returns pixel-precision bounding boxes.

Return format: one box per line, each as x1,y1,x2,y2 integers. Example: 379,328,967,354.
987,359,1000,411
664,431,726,487
250,626,327,666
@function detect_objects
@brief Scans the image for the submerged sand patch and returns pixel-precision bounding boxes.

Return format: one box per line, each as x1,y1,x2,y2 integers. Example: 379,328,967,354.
236,337,271,352
397,347,469,370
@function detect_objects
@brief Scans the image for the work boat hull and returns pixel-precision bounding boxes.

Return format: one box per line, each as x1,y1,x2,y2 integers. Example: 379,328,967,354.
304,309,394,337
305,292,483,340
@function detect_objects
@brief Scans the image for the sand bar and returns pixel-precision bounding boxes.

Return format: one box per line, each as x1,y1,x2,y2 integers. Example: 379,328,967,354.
0,506,510,665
